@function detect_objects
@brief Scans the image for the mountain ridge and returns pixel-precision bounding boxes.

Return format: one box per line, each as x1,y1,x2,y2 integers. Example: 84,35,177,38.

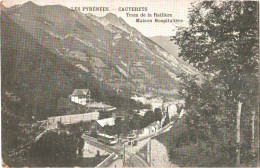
2,2,201,119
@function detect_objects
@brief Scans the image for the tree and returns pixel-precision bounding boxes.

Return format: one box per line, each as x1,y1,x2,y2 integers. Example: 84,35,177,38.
96,150,100,157
114,117,123,136
154,108,163,121
175,1,258,166
142,110,155,128
57,121,65,129
30,131,79,167
103,125,115,135
91,88,101,102
129,115,141,130
176,104,183,115
121,116,131,136
98,111,112,120
162,110,170,127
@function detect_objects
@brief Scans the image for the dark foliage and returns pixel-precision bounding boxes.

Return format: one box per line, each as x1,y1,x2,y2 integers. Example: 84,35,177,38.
174,1,259,166
29,131,83,167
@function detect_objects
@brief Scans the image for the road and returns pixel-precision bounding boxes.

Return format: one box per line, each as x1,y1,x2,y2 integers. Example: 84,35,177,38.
82,134,149,167
82,121,174,167
134,121,174,142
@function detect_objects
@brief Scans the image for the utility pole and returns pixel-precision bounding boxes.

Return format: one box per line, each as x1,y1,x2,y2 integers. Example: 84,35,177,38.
251,97,258,157
236,101,242,167
46,120,49,129
162,96,165,111
147,138,152,167
251,110,255,156
123,143,126,167
150,139,152,167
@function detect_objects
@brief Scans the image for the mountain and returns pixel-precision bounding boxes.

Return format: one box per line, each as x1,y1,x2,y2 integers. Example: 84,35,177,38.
150,36,179,58
87,13,142,38
1,1,201,120
0,3,6,11
150,36,197,72
1,11,88,119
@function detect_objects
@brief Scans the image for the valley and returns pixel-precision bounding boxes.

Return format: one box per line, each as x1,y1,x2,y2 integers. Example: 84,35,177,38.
1,1,200,167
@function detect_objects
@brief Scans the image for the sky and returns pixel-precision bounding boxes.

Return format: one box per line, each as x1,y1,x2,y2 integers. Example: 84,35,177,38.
3,0,194,37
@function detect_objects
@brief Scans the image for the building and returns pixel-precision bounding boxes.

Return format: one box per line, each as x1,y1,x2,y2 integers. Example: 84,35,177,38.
69,89,91,105
86,102,116,111
47,112,99,129
140,121,161,136
164,103,186,120
179,109,187,118
137,109,150,117
167,104,178,119
93,117,115,134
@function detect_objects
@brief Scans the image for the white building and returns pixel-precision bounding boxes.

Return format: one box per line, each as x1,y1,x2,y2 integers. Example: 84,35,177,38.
47,112,99,129
69,89,91,105
142,121,161,136
167,104,178,119
131,94,163,111
137,109,150,116
93,117,116,134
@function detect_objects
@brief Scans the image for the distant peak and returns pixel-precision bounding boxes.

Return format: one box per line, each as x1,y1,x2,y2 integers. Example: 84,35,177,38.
86,13,94,17
103,13,128,25
23,1,38,7
0,3,6,9
104,13,118,19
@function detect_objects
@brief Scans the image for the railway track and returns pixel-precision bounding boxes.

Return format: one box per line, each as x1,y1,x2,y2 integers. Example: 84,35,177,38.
82,121,175,167
82,134,149,167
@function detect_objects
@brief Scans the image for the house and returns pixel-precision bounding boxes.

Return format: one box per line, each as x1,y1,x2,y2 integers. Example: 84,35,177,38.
93,117,115,134
133,61,143,67
141,121,161,136
69,89,91,105
167,104,178,119
164,103,186,120
148,121,161,132
179,109,187,118
137,109,150,117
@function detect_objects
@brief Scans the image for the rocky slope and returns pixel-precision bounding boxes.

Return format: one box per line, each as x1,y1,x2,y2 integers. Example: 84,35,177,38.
150,36,179,58
2,1,201,119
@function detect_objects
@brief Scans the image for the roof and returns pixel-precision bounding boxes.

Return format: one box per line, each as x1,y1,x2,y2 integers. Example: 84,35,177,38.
138,111,146,116
86,102,114,109
70,89,89,97
98,133,116,139
96,117,115,127
47,112,99,124
148,121,159,127
138,109,150,116
133,61,143,67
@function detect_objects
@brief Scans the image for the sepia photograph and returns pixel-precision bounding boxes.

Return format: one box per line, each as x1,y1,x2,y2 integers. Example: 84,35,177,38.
1,0,259,167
